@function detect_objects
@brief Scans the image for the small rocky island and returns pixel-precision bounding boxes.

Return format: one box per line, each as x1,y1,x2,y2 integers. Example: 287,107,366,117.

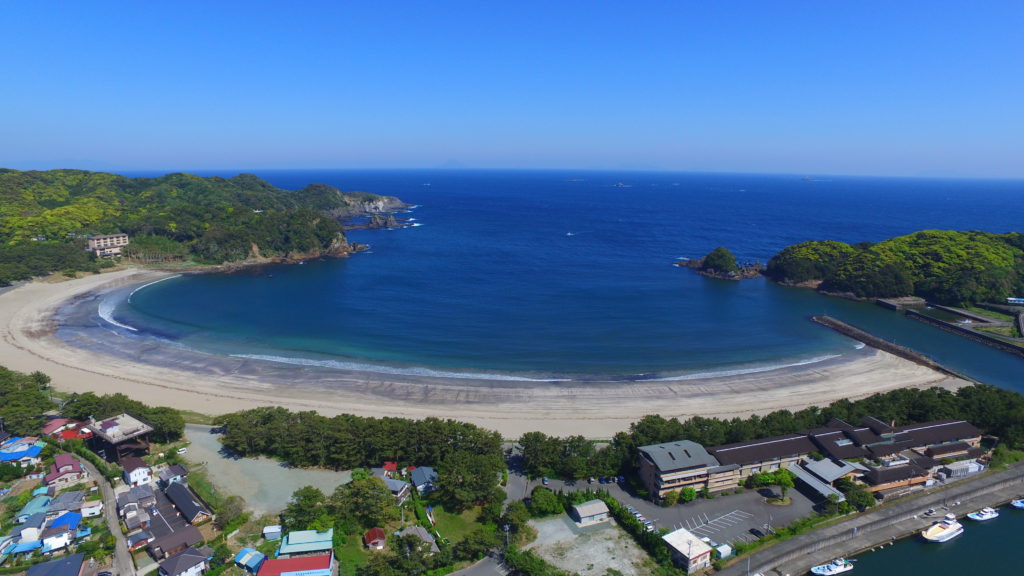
677,246,764,280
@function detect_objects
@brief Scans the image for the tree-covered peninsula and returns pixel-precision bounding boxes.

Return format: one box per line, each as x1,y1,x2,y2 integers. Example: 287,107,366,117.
0,169,405,284
765,230,1024,304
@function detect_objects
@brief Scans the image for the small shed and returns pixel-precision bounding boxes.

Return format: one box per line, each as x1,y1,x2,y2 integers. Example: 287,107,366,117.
234,548,267,573
262,525,282,541
363,527,386,550
570,499,610,525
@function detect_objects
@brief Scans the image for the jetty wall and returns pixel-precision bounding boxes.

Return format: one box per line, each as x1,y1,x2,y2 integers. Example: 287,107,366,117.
810,315,969,380
904,309,1024,361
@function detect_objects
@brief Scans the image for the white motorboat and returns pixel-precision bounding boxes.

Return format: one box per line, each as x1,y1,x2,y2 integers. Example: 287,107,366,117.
921,513,964,542
810,557,854,574
966,507,999,521
1010,498,1024,509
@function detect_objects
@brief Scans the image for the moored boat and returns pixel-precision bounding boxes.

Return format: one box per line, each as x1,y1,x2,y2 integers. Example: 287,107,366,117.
810,557,854,574
921,513,964,542
966,507,999,521
1010,498,1024,509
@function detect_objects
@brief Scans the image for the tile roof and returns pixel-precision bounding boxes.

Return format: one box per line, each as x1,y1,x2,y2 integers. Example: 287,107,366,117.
638,440,720,472
159,546,208,576
26,553,84,576
709,434,816,466
258,554,333,576
165,482,210,523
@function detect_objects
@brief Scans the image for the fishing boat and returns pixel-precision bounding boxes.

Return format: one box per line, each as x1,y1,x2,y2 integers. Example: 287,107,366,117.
1010,499,1024,509
966,507,999,521
921,513,964,542
810,557,854,574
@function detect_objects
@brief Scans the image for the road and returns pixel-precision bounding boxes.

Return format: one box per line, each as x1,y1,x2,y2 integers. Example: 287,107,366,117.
719,462,1024,576
81,459,135,576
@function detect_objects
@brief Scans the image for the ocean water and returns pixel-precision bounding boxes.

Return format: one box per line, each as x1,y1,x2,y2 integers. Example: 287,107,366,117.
110,170,1024,384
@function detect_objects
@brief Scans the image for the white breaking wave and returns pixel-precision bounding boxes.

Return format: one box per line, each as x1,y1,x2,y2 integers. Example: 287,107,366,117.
410,223,424,227
646,354,843,382
97,298,137,332
128,274,181,303
231,353,571,382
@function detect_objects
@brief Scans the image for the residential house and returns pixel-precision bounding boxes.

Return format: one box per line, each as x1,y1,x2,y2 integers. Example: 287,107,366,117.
41,419,71,437
399,526,440,554
0,437,45,468
662,527,712,572
383,477,412,504
128,531,154,551
363,528,386,550
17,495,51,523
276,528,333,559
410,466,438,494
40,526,73,554
25,552,84,576
257,554,333,576
117,484,157,515
81,499,103,518
12,513,47,542
45,454,89,488
570,500,609,525
122,456,153,486
234,548,267,573
158,546,210,576
88,413,152,462
148,525,204,560
165,482,212,525
46,491,84,519
158,464,189,488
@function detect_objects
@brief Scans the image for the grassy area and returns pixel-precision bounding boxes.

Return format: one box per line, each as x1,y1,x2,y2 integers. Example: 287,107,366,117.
181,411,218,426
975,325,1021,338
989,445,1024,469
188,465,224,510
966,306,1015,322
335,533,371,576
425,502,481,545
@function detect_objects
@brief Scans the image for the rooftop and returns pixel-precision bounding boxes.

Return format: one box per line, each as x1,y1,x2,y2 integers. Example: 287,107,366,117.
709,434,816,466
90,413,154,444
278,528,334,555
662,527,713,558
258,554,333,576
572,499,609,518
638,440,720,472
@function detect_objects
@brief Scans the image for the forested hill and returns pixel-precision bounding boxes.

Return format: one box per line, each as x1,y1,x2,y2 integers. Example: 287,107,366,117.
764,230,1024,305
0,169,406,282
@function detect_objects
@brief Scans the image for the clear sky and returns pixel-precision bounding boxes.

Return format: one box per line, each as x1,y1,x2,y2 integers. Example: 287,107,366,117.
3,1,1022,177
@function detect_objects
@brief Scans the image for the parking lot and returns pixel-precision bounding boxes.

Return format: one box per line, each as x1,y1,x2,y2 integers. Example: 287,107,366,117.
506,460,818,548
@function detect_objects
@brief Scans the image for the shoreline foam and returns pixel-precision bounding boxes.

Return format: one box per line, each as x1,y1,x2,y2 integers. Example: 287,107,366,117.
0,269,969,438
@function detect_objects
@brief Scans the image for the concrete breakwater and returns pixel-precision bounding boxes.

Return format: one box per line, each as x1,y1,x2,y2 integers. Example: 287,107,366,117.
720,463,1024,576
904,309,1024,361
810,315,970,381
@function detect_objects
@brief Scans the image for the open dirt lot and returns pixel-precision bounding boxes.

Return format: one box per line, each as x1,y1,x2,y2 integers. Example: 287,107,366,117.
526,516,656,576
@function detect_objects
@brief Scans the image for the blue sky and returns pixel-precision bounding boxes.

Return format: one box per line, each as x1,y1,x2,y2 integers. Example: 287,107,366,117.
3,2,1022,177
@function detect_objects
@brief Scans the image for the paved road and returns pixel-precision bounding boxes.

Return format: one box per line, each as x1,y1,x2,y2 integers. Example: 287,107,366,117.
81,459,135,576
720,462,1024,576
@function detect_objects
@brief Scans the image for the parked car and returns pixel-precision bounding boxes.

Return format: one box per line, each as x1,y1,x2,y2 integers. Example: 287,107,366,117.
542,477,549,485
176,447,188,454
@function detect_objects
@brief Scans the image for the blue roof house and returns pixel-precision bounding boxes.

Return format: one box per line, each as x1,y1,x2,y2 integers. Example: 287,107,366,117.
410,467,439,494
17,495,51,523
234,547,267,573
49,512,82,531
277,528,334,558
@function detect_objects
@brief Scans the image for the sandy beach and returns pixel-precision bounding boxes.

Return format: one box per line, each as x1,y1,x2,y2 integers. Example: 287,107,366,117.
0,268,968,439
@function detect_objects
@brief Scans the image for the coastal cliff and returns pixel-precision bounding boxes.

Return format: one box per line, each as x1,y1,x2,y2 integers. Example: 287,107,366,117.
0,169,410,282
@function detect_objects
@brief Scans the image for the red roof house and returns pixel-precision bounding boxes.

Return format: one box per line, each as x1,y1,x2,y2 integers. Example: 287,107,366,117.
382,461,398,473
41,419,70,437
363,528,386,550
257,554,333,576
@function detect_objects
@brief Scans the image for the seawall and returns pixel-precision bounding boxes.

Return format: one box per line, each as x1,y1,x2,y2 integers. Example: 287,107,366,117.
904,309,1024,361
810,315,970,381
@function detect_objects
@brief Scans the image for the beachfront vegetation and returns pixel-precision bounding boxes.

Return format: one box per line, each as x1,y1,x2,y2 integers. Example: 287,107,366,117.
215,407,504,511
0,366,54,436
61,391,185,442
765,230,1024,304
0,169,403,283
519,384,1024,481
701,246,739,274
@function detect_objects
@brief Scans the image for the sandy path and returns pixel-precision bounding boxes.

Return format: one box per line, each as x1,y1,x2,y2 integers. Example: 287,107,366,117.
0,269,968,438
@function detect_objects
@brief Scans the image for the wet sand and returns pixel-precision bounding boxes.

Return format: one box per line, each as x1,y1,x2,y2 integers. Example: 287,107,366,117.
0,268,968,438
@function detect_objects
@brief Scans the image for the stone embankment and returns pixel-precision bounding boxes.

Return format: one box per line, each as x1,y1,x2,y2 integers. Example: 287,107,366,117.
904,309,1024,360
810,315,971,381
719,462,1024,576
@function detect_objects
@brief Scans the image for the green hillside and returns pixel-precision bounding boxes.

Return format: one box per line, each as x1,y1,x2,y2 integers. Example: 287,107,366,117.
0,169,403,284
765,230,1024,304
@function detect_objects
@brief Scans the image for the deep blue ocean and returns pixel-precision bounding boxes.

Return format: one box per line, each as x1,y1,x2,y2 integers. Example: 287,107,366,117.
112,170,1024,385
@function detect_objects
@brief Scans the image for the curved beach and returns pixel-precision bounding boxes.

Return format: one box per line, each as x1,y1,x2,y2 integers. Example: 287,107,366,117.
0,268,968,438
